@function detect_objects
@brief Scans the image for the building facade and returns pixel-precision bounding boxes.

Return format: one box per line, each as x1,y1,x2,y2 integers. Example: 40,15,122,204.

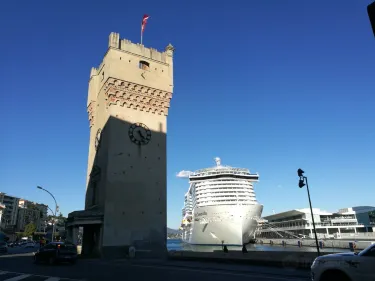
0,193,20,232
67,32,175,258
18,200,48,232
0,193,49,233
257,206,375,239
0,204,5,228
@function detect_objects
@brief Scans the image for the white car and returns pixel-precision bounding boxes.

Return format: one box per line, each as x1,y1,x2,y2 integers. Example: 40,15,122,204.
311,243,375,281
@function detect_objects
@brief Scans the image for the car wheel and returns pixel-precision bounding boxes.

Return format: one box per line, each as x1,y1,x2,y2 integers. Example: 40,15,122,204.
70,259,76,265
320,270,351,281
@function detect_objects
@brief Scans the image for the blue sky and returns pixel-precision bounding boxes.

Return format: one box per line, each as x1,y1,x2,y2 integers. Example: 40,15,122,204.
0,1,374,229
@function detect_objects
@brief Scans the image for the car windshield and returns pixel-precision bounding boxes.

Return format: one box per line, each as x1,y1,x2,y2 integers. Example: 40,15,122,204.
60,244,76,250
358,244,375,256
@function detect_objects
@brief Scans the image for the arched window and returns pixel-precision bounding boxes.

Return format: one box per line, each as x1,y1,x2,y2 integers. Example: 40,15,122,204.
139,60,150,71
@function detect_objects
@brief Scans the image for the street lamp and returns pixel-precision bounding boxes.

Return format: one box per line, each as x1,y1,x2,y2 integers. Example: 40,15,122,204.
297,169,320,256
37,186,59,242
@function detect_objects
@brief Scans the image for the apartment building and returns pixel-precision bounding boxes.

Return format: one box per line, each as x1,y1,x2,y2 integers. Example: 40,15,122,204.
0,193,20,232
0,193,49,233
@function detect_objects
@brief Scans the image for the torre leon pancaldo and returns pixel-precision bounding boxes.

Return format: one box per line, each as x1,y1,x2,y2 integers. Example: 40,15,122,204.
67,32,175,258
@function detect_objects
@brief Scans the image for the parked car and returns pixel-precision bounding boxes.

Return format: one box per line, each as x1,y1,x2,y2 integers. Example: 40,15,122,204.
22,241,36,248
311,243,375,281
0,241,8,254
33,242,77,265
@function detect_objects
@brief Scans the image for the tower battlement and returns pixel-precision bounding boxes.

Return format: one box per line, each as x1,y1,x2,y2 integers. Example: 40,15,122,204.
90,32,174,79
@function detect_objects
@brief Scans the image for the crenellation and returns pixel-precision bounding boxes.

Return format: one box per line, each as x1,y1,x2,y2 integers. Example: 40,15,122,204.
150,48,162,61
120,38,132,48
90,67,97,78
108,32,120,48
108,32,169,64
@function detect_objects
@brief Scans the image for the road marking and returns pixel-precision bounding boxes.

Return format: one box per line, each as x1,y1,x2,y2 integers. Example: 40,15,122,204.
130,264,308,281
0,270,86,281
3,274,31,281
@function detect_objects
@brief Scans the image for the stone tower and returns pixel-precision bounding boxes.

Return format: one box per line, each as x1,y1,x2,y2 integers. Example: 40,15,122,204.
83,32,174,258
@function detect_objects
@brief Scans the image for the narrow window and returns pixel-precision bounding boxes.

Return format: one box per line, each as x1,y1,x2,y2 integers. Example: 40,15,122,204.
139,60,150,71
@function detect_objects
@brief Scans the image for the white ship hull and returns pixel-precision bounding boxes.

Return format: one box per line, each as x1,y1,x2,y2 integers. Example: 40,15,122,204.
182,204,263,245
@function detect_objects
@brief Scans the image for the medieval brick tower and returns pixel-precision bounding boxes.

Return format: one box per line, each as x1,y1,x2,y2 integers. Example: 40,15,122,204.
74,32,174,258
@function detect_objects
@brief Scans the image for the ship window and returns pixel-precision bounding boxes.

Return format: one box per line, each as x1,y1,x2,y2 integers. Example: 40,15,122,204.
139,60,150,71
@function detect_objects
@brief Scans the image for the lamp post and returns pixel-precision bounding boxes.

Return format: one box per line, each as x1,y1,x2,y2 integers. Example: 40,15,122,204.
37,186,59,242
297,169,320,256
368,1,375,37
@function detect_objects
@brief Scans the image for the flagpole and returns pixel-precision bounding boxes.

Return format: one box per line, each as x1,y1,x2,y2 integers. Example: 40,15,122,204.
141,14,149,46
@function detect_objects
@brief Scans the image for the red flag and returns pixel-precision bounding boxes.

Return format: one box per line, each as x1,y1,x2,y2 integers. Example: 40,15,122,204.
141,14,150,34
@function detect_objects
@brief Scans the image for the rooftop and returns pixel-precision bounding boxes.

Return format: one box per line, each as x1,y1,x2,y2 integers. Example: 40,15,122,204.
0,192,48,207
190,157,256,176
263,206,375,221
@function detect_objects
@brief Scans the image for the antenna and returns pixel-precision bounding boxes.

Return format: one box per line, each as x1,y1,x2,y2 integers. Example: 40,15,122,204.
214,157,221,167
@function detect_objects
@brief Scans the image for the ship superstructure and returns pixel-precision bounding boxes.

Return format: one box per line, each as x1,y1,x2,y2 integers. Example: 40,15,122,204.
180,158,263,245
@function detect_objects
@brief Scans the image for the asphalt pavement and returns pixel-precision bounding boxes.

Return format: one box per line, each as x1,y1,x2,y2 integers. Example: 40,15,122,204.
0,247,311,281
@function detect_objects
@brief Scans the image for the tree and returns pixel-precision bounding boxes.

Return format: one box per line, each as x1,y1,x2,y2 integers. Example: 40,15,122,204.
56,213,67,227
23,223,36,237
46,213,67,226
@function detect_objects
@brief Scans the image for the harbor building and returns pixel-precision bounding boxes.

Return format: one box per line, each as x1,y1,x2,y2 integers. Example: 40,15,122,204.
257,206,375,240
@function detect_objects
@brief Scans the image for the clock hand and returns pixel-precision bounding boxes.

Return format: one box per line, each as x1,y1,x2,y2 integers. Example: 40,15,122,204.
138,130,145,139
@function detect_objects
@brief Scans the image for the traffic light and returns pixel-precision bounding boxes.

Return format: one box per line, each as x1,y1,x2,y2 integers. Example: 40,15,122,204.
299,179,306,188
297,168,305,188
297,168,304,177
368,1,375,37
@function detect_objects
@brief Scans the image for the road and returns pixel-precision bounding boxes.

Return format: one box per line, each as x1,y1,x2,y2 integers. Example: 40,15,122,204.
1,247,311,281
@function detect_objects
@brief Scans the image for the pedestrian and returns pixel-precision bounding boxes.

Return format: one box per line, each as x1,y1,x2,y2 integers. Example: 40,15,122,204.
223,245,228,253
242,244,248,254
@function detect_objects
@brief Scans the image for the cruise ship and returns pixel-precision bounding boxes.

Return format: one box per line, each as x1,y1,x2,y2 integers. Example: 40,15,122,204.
180,158,263,246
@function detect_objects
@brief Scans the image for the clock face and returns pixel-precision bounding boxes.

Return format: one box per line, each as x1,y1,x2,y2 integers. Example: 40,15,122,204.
95,129,102,150
128,123,152,145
